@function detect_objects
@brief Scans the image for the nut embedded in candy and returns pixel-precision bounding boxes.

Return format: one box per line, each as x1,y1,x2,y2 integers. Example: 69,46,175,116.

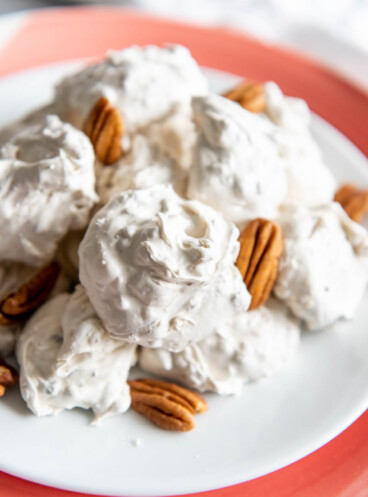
0,357,18,397
129,378,207,431
83,96,124,165
334,183,368,223
0,262,60,325
236,219,283,310
223,80,266,113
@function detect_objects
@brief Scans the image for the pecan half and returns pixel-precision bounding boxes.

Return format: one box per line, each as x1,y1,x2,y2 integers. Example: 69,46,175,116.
223,81,266,113
0,262,60,324
83,96,124,165
128,378,208,432
334,183,368,223
236,219,283,310
0,357,18,397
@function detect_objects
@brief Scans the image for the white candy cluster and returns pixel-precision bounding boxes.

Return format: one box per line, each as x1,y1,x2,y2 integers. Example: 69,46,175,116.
274,202,368,329
54,45,208,134
0,115,97,267
17,286,136,422
264,82,337,207
139,299,300,394
0,44,366,423
188,94,288,226
79,184,250,351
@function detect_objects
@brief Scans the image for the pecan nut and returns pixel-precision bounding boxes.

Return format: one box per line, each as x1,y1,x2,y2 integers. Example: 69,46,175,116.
334,183,368,223
0,262,60,325
223,81,266,113
83,96,124,165
128,378,208,432
0,357,18,397
236,218,283,310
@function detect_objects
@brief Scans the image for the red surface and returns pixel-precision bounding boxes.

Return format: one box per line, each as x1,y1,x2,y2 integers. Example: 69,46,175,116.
0,7,367,497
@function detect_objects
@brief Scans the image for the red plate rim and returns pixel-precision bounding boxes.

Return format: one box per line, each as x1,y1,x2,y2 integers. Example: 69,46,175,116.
0,6,367,497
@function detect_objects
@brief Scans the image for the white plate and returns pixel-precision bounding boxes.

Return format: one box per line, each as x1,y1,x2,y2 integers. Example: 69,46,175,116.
0,62,368,497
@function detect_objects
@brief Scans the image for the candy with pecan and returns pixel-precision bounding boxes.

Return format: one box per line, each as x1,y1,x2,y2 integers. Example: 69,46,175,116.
0,357,18,397
223,80,266,113
236,218,283,310
83,96,124,165
334,183,368,223
0,262,60,325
